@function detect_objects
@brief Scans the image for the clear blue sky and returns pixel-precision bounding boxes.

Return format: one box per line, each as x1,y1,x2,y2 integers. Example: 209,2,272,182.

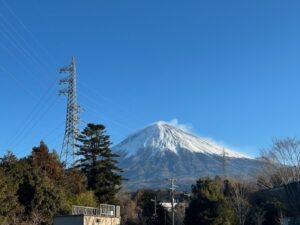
1,0,300,158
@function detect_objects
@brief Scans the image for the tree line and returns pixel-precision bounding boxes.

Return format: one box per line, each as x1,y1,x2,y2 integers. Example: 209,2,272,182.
118,177,286,225
0,123,299,225
118,138,300,225
0,123,122,225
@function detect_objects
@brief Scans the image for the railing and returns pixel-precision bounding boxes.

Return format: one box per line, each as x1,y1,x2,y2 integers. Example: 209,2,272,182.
72,205,100,216
72,204,120,217
99,204,115,216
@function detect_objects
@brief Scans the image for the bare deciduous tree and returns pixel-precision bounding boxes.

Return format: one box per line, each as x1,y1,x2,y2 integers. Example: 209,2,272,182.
228,180,251,225
261,138,300,187
260,138,300,216
117,189,139,225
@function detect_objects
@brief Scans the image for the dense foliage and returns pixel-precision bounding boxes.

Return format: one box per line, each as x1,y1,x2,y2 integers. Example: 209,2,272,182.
0,142,100,225
0,130,297,225
184,177,234,225
0,123,123,225
119,189,174,225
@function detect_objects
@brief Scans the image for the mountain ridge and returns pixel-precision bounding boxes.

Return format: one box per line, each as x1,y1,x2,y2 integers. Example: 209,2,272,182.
114,122,250,159
113,121,261,190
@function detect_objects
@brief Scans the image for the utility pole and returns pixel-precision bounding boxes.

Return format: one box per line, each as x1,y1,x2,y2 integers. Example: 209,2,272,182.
151,196,158,223
169,178,177,225
151,196,157,217
59,57,80,167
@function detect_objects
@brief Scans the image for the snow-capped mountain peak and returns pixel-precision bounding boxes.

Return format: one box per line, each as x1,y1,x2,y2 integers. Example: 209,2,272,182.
114,121,260,190
114,121,250,159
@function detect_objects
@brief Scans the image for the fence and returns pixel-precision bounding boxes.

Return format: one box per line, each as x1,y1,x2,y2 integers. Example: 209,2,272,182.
72,204,120,217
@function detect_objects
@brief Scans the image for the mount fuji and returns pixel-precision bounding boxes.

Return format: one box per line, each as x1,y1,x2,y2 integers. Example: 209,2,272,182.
113,122,261,190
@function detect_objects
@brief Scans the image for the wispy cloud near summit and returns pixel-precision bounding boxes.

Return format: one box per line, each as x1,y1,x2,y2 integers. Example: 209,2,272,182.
154,118,193,133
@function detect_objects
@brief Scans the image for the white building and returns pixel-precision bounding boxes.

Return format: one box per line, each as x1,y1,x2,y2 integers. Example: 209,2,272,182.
53,205,121,225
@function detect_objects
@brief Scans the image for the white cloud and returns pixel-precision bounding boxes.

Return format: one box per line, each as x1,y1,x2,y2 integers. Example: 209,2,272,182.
159,118,193,133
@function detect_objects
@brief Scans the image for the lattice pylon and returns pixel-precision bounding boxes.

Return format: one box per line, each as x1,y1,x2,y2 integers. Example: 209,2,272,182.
59,56,79,167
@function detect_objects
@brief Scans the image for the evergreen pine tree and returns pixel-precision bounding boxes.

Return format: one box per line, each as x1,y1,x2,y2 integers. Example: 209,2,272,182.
184,177,234,225
76,123,123,204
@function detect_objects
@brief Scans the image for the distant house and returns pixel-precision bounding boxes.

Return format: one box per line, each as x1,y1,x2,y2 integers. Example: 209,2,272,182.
53,204,121,225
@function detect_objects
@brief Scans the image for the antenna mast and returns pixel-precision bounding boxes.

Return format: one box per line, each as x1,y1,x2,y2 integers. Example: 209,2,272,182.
59,56,80,167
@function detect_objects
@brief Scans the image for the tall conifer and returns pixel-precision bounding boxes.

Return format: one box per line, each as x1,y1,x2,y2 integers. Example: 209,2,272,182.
76,123,123,203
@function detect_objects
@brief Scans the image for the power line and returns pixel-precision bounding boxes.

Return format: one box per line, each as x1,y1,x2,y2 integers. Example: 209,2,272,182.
5,75,59,150
0,0,58,66
0,65,37,99
10,96,59,150
0,1,141,150
41,121,65,140
0,20,50,78
0,1,56,77
0,13,50,71
0,1,68,155
79,94,135,132
0,40,45,86
79,82,145,126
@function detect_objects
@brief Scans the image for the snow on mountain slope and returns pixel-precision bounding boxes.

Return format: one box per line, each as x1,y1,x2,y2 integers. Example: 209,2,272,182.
113,121,250,159
113,121,260,190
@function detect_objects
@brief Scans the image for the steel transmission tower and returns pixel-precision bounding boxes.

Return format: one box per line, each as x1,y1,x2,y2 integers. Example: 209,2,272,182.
59,56,80,167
